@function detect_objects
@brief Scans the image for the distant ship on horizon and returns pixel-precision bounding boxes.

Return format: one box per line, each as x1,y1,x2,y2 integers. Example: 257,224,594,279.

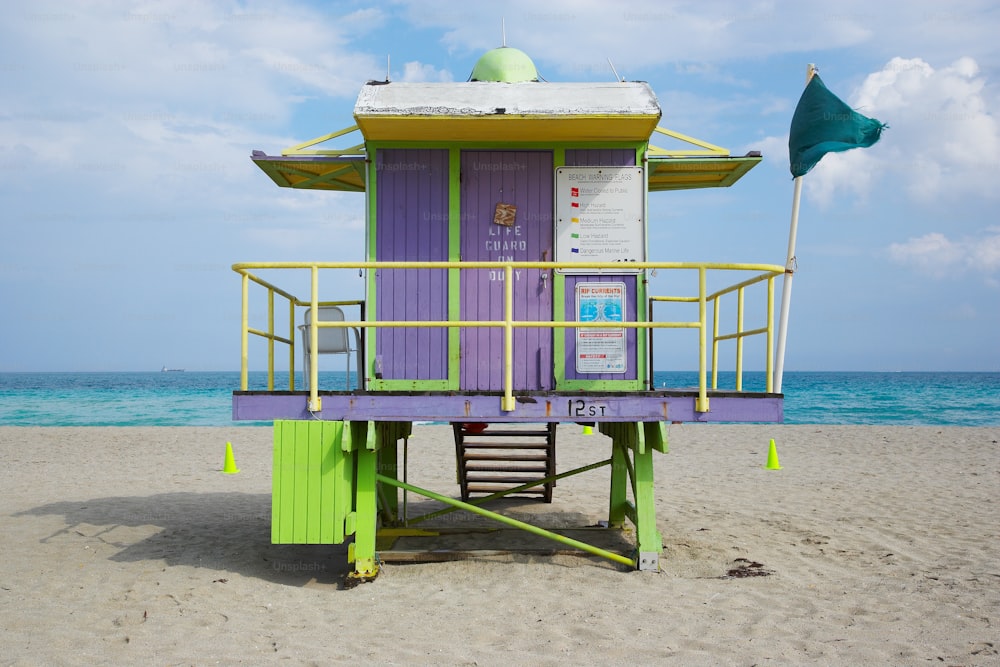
160,366,185,372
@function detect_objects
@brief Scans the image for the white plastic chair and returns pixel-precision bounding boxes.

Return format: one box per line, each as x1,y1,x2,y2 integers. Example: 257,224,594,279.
299,306,362,390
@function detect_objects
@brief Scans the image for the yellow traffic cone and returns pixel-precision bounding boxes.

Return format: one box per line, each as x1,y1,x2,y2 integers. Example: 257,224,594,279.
223,441,240,474
764,438,782,470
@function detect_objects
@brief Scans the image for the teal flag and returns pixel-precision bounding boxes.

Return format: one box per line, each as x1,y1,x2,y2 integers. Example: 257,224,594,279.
789,74,886,178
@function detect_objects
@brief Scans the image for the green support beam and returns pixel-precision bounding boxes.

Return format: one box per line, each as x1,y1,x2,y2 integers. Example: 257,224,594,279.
600,421,667,571
377,474,636,569
272,419,664,576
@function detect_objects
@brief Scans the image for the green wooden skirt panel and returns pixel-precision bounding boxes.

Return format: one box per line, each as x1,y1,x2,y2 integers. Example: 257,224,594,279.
272,419,354,544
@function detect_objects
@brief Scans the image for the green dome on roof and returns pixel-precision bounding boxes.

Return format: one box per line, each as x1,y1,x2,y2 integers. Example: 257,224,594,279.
470,47,539,82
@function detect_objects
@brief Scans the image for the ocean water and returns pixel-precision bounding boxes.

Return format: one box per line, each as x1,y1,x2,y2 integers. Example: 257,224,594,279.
0,371,997,427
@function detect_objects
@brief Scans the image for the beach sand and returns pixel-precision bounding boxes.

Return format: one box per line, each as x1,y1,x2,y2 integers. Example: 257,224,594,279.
1,424,997,665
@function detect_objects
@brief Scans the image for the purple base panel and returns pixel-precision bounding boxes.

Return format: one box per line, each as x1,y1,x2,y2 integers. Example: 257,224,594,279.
233,392,783,423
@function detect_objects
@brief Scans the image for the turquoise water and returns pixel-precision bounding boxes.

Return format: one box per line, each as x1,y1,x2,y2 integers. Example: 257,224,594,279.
0,371,997,426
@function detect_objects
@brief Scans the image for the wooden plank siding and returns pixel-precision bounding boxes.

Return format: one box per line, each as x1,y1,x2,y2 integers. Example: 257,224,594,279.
374,148,450,380
460,151,554,390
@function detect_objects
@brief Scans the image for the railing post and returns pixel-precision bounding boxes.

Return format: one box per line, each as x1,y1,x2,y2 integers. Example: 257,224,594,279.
308,265,321,413
647,298,654,390
766,276,775,394
696,267,709,412
736,286,745,392
240,273,249,391
289,299,296,391
501,264,515,412
267,288,275,391
711,296,720,390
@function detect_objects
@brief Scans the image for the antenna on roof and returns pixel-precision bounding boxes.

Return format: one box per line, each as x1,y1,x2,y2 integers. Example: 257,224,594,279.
608,58,623,82
501,17,506,47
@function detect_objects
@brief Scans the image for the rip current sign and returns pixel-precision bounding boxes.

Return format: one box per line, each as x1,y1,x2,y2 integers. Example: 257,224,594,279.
575,282,627,373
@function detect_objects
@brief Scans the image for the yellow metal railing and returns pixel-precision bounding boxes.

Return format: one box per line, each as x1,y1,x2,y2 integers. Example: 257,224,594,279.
238,268,364,395
648,268,779,411
234,261,784,413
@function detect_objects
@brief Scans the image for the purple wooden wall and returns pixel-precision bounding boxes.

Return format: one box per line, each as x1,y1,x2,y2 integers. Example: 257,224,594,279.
374,149,449,380
563,149,639,381
460,151,554,390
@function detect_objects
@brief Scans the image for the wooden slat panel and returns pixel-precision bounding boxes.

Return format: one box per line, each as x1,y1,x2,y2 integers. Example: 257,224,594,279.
271,420,350,545
460,150,553,390
375,149,449,380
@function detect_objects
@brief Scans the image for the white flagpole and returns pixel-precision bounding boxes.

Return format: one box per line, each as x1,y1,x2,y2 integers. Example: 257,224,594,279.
773,176,801,393
773,64,816,394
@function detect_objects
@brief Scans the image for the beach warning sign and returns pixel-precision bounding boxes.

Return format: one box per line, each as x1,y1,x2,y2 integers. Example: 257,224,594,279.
575,282,627,373
555,166,644,273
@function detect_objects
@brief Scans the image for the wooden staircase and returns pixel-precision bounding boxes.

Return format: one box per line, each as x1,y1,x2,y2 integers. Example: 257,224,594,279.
453,423,557,503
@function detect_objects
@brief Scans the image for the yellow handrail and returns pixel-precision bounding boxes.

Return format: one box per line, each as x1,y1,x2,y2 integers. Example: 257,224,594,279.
650,271,778,395
234,260,784,412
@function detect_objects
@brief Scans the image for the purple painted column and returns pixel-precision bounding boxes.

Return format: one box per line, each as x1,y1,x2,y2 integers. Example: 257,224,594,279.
375,149,449,380
460,151,554,390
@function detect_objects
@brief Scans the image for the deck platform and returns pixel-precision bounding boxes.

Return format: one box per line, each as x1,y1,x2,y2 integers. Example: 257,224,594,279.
233,390,782,423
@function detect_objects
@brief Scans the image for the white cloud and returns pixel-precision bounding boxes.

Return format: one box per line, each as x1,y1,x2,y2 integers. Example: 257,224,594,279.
805,56,1000,205
888,227,1000,281
0,1,381,248
398,61,454,82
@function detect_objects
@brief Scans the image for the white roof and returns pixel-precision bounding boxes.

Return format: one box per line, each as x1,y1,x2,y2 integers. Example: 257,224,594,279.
353,81,661,119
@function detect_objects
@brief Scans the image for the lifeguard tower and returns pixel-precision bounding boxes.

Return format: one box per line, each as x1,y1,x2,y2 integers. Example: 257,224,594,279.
233,46,785,581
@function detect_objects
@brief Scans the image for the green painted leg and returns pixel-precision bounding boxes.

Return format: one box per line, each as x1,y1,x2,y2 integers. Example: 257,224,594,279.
608,439,629,528
632,442,663,571
349,433,380,580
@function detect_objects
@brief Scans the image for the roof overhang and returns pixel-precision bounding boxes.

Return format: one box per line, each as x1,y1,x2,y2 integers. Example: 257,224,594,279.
353,81,661,142
250,151,365,192
647,153,762,191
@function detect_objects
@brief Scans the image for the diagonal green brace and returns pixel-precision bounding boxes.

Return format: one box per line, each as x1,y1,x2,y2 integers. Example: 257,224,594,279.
376,474,636,569
407,458,612,526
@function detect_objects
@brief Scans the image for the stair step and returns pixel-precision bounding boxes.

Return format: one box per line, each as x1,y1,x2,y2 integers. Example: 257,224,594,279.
460,442,550,450
465,475,548,484
463,453,549,462
455,423,556,503
467,484,546,494
465,464,549,473
461,429,551,437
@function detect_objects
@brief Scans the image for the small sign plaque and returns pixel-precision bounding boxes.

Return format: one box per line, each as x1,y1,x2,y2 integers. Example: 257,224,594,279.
493,202,516,227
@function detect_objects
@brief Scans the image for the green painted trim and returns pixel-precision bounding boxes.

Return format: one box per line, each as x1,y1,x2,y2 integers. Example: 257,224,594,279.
551,148,567,387
448,147,462,390
365,147,378,383
552,272,566,386
368,379,452,391
560,379,644,391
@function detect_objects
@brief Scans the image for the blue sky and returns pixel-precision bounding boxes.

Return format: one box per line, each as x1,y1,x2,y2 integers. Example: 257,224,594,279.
1,0,998,372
